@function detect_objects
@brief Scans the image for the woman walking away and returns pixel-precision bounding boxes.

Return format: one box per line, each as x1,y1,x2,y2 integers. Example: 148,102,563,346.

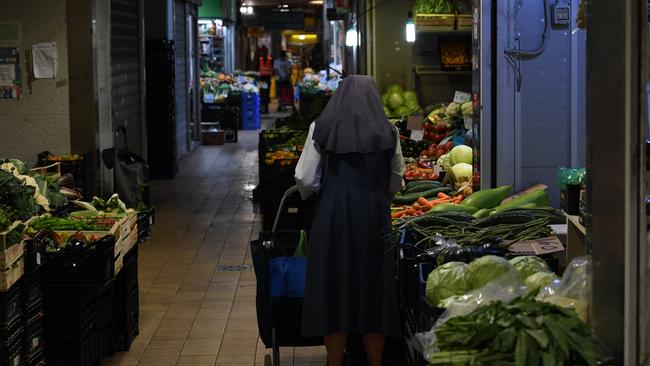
295,75,406,366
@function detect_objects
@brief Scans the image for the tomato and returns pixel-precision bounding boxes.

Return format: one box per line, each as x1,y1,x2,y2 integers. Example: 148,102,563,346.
423,120,434,131
434,133,446,142
436,149,446,157
423,131,435,141
445,141,454,150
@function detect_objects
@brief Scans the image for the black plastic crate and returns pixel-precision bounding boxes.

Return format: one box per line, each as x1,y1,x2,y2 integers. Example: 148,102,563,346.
0,282,22,326
98,279,114,328
0,319,23,366
100,322,114,357
25,347,45,366
45,330,100,366
137,207,155,243
112,286,139,352
43,236,115,286
23,237,45,274
21,271,42,311
22,320,44,362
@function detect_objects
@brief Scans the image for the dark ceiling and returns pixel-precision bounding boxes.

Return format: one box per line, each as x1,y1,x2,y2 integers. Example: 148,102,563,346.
242,0,319,6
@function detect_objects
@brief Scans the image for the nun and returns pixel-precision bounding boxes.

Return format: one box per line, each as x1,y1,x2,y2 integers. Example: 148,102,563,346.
295,75,406,366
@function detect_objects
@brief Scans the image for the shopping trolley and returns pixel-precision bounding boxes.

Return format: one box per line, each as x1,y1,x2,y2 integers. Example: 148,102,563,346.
250,186,323,366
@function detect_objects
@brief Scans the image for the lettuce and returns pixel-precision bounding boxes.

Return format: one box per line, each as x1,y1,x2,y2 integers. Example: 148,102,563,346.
509,256,550,280
467,255,514,290
426,262,469,305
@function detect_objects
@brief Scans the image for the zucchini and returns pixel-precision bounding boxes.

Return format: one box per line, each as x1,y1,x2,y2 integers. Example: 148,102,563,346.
407,214,460,228
434,211,475,222
461,185,512,210
430,203,478,214
495,189,550,212
404,181,442,194
474,211,536,228
392,187,454,206
402,179,441,192
472,208,491,219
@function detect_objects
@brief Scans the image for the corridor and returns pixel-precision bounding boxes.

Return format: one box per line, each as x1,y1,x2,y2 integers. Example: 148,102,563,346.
102,128,327,366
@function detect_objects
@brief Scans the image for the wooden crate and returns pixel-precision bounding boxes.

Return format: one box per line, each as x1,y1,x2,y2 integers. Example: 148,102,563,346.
29,162,61,178
121,228,139,255
0,259,23,291
0,241,25,270
457,14,473,27
414,14,455,26
0,221,26,251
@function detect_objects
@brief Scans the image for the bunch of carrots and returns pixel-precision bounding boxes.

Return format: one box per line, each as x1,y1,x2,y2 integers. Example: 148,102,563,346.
391,192,464,219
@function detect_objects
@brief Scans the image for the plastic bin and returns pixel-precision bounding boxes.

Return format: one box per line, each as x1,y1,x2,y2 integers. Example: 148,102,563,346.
0,318,23,366
0,281,22,326
43,236,116,285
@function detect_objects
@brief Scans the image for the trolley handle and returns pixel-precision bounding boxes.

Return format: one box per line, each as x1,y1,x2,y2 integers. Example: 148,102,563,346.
271,185,301,235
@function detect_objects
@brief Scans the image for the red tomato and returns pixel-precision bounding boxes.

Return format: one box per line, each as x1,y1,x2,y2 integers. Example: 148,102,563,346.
436,149,446,157
423,120,434,131
423,131,435,141
445,141,454,150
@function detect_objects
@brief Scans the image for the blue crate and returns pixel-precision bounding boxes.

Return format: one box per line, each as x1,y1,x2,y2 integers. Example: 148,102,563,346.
242,115,260,130
241,93,260,109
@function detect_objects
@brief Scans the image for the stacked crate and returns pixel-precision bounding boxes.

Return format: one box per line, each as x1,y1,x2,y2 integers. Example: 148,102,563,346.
0,283,23,366
241,92,261,130
113,244,139,351
42,236,116,366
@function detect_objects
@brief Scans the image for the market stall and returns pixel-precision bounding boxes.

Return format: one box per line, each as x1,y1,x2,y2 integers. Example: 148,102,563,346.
0,159,155,366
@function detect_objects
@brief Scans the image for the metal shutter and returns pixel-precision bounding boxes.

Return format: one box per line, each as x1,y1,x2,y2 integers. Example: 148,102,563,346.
111,0,142,155
174,0,189,158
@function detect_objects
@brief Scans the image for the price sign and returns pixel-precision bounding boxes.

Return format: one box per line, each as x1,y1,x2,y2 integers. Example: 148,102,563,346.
508,236,565,255
453,91,471,104
410,129,424,141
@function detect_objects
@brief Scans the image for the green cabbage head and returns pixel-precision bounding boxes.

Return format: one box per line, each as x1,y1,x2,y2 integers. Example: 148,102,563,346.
467,255,514,290
426,262,469,305
509,256,550,280
386,84,404,95
525,272,558,291
387,92,405,110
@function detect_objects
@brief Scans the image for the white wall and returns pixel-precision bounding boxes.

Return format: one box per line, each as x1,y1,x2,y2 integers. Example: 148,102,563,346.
0,0,70,166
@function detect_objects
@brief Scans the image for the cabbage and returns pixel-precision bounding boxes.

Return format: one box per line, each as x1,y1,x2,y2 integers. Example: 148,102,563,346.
438,154,451,170
467,255,514,290
449,145,473,166
461,101,473,117
525,272,558,291
403,90,418,102
386,84,404,95
9,159,28,175
451,163,473,183
446,102,461,115
509,256,550,280
404,99,420,113
387,92,404,110
381,93,389,105
394,106,411,117
426,262,469,305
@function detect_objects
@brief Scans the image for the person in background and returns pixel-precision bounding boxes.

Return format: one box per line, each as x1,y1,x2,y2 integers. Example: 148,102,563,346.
310,43,323,72
258,45,273,112
295,75,405,366
274,50,294,111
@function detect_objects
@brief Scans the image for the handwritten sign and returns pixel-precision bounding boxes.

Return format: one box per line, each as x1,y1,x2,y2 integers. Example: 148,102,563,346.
508,236,565,256
410,129,424,141
453,91,471,104
407,115,423,130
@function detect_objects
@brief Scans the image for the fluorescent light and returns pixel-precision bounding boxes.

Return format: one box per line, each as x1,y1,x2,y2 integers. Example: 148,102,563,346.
309,0,324,4
281,4,289,8
345,28,358,47
406,11,416,42
280,8,289,12
298,35,306,40
247,6,254,14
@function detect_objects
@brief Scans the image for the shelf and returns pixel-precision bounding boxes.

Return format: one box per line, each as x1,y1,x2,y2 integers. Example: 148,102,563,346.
416,25,471,34
414,65,472,75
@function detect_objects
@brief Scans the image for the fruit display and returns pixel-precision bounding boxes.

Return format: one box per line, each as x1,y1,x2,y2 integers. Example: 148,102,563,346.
380,84,422,119
264,150,299,166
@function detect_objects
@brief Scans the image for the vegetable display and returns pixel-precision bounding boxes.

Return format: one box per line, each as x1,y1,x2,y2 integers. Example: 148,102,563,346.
425,262,469,305
428,296,609,365
380,84,422,119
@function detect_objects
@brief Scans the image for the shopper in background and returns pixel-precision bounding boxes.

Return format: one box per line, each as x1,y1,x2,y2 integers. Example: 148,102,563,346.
258,45,273,112
274,50,294,111
295,75,405,366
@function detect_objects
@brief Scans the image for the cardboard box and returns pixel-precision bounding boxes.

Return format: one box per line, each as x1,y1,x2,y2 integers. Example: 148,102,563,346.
202,130,225,145
508,236,565,256
415,14,455,26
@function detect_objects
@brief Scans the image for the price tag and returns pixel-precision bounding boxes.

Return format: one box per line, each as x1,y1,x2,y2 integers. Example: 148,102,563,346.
410,129,424,141
288,207,299,214
463,116,473,130
453,91,472,104
36,252,41,266
32,336,40,348
508,236,565,255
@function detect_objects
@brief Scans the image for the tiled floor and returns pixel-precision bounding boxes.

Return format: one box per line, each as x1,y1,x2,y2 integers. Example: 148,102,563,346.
102,111,327,366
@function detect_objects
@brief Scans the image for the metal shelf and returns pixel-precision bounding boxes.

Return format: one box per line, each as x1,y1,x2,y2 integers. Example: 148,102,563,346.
414,65,472,75
416,25,472,34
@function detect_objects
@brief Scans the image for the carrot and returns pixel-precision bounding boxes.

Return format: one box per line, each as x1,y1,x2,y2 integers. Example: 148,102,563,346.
417,197,431,207
420,204,433,212
428,197,453,205
452,194,464,204
437,192,451,199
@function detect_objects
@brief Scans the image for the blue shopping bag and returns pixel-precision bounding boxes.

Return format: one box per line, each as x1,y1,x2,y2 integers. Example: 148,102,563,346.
269,256,307,298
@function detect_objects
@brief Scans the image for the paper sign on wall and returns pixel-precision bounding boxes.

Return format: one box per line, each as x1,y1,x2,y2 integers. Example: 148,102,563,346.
0,47,21,99
32,42,58,79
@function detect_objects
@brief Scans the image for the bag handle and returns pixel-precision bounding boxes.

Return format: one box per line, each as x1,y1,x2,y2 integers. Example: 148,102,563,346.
114,126,128,152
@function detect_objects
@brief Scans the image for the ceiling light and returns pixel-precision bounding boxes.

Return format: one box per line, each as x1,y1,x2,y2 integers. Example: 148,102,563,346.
309,0,324,4
280,8,289,12
298,35,306,40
